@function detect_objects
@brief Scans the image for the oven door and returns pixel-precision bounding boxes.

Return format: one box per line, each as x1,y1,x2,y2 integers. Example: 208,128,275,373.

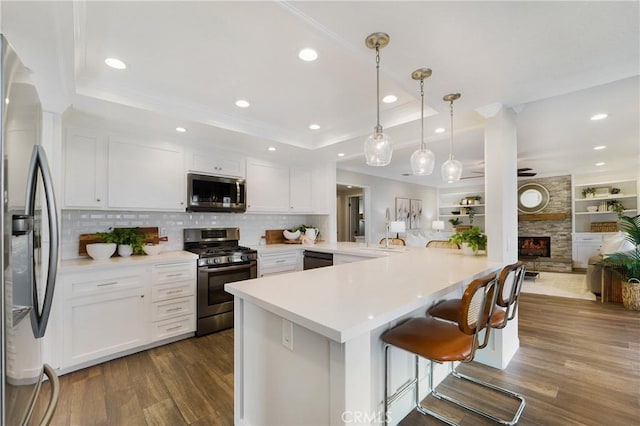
197,261,257,320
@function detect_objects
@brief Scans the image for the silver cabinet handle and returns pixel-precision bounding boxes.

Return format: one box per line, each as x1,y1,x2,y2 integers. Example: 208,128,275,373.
97,281,118,287
166,289,184,294
96,198,101,202
166,273,183,278
166,307,182,312
166,325,183,332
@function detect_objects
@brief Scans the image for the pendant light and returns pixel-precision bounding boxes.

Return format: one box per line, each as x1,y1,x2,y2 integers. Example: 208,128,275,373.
364,32,393,166
410,68,435,175
441,93,463,183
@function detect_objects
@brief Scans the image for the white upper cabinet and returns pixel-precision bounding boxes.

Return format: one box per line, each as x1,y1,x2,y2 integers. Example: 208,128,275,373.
246,159,290,212
187,147,245,178
63,128,108,209
289,167,313,212
107,137,185,211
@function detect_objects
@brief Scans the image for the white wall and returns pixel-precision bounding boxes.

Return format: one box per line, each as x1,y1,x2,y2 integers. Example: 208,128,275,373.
337,170,437,243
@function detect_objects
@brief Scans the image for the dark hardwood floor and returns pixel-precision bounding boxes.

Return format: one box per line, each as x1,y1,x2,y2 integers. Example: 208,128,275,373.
34,294,639,425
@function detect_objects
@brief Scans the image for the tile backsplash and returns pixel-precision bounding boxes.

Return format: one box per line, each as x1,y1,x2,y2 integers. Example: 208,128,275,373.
61,210,328,260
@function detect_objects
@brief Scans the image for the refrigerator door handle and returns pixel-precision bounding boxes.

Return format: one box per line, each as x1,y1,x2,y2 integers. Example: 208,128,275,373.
20,364,60,426
25,146,59,338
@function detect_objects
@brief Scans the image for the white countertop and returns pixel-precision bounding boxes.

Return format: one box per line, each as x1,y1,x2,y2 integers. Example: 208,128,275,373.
253,241,389,258
226,246,501,343
60,250,197,272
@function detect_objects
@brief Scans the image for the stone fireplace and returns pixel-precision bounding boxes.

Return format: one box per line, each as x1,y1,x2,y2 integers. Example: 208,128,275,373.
518,175,572,273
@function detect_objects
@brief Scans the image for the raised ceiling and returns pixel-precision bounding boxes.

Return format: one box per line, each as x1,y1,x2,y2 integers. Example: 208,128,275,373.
2,1,639,187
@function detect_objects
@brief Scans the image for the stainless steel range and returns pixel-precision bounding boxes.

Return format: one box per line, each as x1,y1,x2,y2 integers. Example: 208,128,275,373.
184,228,257,336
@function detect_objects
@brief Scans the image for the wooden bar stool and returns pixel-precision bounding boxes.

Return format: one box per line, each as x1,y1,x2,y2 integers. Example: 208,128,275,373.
382,272,526,425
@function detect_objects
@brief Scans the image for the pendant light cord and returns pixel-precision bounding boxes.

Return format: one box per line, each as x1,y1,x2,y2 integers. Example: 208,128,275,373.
420,78,425,150
449,99,454,160
375,44,381,132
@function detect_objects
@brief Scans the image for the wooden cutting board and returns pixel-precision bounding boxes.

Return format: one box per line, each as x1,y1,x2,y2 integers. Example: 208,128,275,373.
79,227,167,256
265,229,285,245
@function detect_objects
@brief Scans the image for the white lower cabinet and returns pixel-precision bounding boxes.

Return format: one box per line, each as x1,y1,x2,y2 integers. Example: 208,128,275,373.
572,233,608,268
258,250,302,277
150,261,196,341
59,257,196,372
61,270,148,369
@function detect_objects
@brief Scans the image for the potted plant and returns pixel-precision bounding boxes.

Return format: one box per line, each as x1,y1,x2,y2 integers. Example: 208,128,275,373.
110,228,144,257
607,200,625,218
465,207,476,225
448,217,461,227
88,231,117,260
448,226,487,256
582,187,596,198
599,214,640,310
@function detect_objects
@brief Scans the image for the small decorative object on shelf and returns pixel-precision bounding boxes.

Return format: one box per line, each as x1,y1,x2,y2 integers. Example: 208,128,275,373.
607,200,625,218
448,217,461,227
611,187,621,195
582,187,596,198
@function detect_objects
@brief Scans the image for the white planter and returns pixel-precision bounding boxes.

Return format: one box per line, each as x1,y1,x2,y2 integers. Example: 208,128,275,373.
461,242,477,256
118,244,133,257
305,228,317,241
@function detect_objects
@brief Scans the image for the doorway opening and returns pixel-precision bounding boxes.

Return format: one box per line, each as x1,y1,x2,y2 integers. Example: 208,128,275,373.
336,184,368,243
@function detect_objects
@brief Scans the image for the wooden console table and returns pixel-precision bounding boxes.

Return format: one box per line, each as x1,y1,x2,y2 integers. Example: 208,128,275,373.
601,267,623,303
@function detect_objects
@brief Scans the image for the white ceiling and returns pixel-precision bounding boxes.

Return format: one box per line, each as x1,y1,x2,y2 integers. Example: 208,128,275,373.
2,1,639,187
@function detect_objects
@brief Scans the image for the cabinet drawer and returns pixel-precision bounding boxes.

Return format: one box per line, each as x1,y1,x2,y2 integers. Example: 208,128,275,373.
152,281,194,302
65,274,142,298
151,296,194,322
151,315,195,341
152,262,195,283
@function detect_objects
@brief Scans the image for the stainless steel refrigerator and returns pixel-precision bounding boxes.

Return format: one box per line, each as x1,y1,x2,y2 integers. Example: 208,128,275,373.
1,35,60,425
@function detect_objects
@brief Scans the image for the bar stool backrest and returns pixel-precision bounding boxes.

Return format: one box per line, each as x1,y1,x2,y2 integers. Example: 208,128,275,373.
496,261,526,324
458,272,498,336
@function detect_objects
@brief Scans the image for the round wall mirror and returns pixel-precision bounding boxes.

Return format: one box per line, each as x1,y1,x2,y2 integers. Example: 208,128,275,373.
518,183,549,213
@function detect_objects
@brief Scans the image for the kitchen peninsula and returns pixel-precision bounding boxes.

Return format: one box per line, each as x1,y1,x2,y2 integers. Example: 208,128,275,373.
225,244,505,425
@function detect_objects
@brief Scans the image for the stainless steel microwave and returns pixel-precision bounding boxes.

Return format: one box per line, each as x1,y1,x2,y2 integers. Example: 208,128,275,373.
186,173,246,213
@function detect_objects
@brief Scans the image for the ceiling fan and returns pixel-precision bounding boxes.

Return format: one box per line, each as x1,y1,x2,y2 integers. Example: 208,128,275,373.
460,168,538,179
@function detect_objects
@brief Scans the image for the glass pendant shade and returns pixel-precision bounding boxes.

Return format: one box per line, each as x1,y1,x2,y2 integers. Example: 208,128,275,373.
441,157,463,183
364,131,393,166
410,148,435,175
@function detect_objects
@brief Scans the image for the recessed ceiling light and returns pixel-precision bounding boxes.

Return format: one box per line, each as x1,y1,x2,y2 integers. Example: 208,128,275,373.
382,95,397,104
104,57,126,70
590,113,608,121
309,123,320,130
175,127,187,133
593,145,607,150
337,153,345,157
298,48,318,62
235,99,250,108
268,147,276,152
595,162,605,166
434,127,446,134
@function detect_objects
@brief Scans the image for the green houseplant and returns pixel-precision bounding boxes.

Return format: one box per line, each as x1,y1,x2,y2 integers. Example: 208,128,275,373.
607,200,625,218
582,187,596,198
448,226,487,255
599,214,640,310
98,228,145,257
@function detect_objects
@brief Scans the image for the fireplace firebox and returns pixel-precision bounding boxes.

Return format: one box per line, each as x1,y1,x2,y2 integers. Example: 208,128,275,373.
518,236,551,258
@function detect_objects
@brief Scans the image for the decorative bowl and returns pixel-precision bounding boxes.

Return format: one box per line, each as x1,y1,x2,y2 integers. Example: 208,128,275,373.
451,211,461,215
86,243,116,260
283,230,301,240
143,244,163,256
587,206,598,212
